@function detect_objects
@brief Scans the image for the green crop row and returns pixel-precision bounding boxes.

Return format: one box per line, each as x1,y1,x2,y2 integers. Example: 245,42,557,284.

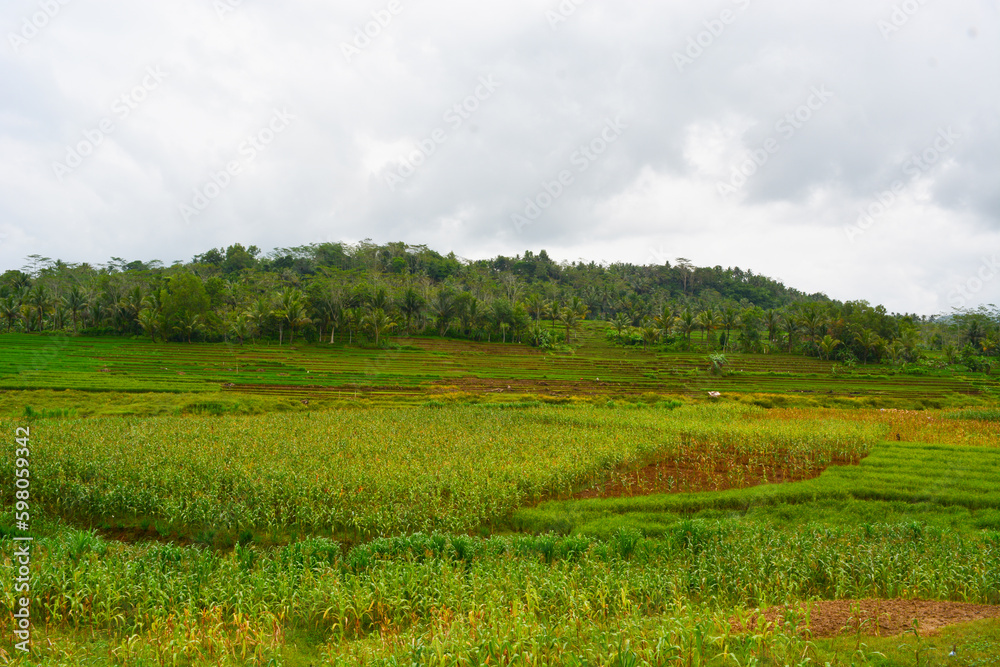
0,404,882,543
1,522,997,665
515,440,1000,537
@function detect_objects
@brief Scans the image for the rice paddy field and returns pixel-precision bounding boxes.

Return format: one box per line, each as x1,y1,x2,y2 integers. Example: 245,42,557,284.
2,333,1000,665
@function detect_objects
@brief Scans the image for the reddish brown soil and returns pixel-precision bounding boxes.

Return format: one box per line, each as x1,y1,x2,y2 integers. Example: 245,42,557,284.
573,453,862,499
733,599,1000,638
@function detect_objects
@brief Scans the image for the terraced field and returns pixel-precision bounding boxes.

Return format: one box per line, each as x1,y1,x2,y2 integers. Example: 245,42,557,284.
0,326,994,408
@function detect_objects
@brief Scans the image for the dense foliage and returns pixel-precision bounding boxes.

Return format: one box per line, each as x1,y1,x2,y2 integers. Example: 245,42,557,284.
5,242,995,368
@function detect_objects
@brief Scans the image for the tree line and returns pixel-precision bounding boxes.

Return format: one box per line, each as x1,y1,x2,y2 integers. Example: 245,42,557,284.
1,241,997,368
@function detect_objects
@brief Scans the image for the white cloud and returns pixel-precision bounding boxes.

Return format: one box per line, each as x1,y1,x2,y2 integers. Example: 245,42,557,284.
1,0,998,313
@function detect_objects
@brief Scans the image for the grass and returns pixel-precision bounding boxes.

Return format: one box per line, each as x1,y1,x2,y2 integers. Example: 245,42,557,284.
2,523,998,665
2,331,1000,665
0,404,882,545
1,327,997,415
514,439,1000,538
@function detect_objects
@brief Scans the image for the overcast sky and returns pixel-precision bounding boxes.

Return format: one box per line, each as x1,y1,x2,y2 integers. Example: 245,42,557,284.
2,0,998,314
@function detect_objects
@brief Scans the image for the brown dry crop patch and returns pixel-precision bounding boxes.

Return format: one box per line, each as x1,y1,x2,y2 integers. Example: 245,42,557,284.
573,451,862,499
732,599,1000,638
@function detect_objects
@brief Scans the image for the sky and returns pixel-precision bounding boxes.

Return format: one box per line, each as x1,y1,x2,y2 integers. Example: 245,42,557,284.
1,0,998,315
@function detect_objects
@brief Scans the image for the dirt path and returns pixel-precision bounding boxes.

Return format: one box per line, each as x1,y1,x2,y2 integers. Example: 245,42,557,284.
734,599,1000,637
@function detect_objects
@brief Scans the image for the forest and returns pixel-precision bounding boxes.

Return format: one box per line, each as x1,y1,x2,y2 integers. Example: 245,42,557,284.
1,240,997,369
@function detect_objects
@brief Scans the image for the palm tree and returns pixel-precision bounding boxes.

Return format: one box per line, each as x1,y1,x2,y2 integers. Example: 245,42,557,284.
19,304,33,332
173,312,203,343
63,285,86,332
28,284,50,332
286,299,311,344
965,319,986,349
557,297,590,344
362,308,395,346
653,304,674,341
138,308,159,342
886,339,906,365
855,328,882,365
611,312,630,339
431,289,457,336
640,321,659,351
397,287,425,334
781,313,798,353
246,298,271,343
1,295,19,333
817,335,841,361
799,308,827,344
119,285,144,334
720,307,741,352
343,307,360,344
85,298,102,330
524,293,546,323
369,286,390,312
764,309,781,345
696,308,720,349
675,308,697,347
274,288,305,345
900,328,921,362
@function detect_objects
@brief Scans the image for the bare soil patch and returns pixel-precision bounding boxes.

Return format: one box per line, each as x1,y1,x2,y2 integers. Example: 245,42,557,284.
573,452,862,499
733,599,1000,638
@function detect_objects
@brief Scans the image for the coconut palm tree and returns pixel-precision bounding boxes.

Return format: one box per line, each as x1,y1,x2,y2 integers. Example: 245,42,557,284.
362,307,395,346
653,303,674,341
720,307,741,352
781,313,799,353
886,339,906,365
696,308,720,349
764,309,781,345
28,284,51,332
640,320,660,351
431,289,457,336
611,312,630,340
799,308,827,345
855,328,882,365
1,295,19,333
524,292,546,323
818,335,841,361
286,299,311,344
246,298,271,343
274,288,306,345
558,297,590,344
119,285,144,334
138,308,159,342
173,312,203,343
675,308,697,348
63,285,87,332
397,286,425,334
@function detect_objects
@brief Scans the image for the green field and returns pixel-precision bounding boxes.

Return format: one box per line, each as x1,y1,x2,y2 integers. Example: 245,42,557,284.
2,333,1000,665
1,327,997,416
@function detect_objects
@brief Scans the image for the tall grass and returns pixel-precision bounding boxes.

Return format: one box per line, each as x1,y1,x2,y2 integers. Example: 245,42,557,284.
1,523,997,665
0,405,881,542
